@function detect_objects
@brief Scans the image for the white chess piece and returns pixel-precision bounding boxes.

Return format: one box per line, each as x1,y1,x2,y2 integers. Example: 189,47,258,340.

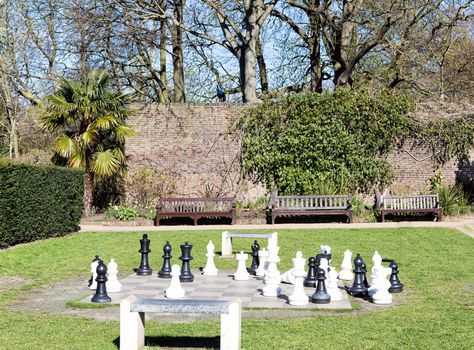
368,251,383,296
262,245,281,297
165,264,185,299
106,259,122,293
326,268,342,302
89,260,99,290
372,267,393,304
280,268,296,284
255,248,268,277
339,250,353,280
288,251,309,306
320,245,332,255
234,251,250,281
203,240,218,275
319,257,330,278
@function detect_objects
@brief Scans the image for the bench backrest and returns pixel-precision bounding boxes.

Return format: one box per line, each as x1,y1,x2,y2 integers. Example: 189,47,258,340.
129,298,232,314
382,195,439,210
159,197,236,212
271,195,351,210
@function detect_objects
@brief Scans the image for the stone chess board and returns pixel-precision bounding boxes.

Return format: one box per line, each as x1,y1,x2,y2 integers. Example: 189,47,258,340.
81,270,352,310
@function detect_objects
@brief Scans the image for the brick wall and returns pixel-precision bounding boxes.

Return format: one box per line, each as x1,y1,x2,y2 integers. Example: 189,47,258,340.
125,104,473,202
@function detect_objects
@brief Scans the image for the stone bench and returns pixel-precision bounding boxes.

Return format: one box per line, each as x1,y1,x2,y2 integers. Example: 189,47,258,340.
381,194,443,222
221,231,278,258
120,296,241,350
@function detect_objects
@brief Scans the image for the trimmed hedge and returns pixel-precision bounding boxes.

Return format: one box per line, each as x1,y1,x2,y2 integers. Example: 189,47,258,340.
0,161,84,248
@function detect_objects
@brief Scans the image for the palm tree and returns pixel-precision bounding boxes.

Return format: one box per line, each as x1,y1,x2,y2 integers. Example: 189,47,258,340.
41,70,134,217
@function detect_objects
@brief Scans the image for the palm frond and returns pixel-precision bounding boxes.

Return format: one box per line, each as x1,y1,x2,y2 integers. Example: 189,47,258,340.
54,134,78,158
114,124,136,143
92,114,119,130
92,150,121,177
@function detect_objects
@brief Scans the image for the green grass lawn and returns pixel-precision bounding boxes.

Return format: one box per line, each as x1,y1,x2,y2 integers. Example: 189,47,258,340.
0,227,473,349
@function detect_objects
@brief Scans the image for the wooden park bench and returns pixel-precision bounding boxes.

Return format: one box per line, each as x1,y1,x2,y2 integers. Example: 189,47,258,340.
270,195,353,224
380,194,443,222
155,197,236,226
120,296,241,350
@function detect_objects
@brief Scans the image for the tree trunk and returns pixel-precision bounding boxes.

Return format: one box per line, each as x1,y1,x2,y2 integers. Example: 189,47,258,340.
159,21,169,103
171,0,186,102
256,38,268,94
83,163,94,218
308,6,322,92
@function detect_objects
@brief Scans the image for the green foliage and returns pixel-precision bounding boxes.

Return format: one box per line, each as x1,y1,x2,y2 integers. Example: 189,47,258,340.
105,204,138,221
0,161,83,248
241,89,415,194
427,171,444,192
437,185,470,216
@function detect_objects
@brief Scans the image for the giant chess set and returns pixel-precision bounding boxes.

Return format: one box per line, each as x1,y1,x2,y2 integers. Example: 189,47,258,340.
83,233,403,309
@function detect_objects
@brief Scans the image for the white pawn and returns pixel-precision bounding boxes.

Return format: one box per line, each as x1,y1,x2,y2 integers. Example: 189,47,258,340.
255,248,268,277
288,252,309,306
368,251,383,296
327,268,342,302
262,246,281,297
166,264,185,299
372,267,393,304
339,250,353,280
203,240,218,275
89,260,99,290
234,251,250,281
106,259,122,293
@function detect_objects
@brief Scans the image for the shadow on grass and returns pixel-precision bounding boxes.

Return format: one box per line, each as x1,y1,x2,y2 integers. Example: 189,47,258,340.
113,335,220,349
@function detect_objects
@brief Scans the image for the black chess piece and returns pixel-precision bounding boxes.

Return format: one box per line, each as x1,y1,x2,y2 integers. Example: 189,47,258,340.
179,241,194,282
137,234,152,276
310,268,330,304
91,260,111,303
315,253,323,269
158,241,172,278
304,257,317,287
362,262,370,289
248,240,260,275
388,261,404,293
348,253,368,296
88,255,101,287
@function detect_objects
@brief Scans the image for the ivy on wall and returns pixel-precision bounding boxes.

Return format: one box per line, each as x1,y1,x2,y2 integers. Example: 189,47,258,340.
239,89,474,195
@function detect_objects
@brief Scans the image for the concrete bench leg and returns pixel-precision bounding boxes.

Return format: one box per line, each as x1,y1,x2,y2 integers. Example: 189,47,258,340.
220,299,241,350
222,231,233,257
120,296,145,350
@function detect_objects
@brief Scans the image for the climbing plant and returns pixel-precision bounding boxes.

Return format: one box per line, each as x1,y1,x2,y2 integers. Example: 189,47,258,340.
240,89,415,195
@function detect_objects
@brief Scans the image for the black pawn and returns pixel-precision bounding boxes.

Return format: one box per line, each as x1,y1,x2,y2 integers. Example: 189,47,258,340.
362,262,370,288
91,260,111,303
388,261,404,293
88,255,101,287
248,240,260,275
137,234,152,276
311,268,330,304
158,241,172,278
315,253,323,270
179,241,194,282
304,257,317,287
348,253,368,296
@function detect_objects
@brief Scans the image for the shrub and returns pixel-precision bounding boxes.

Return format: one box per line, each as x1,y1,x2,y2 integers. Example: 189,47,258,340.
240,89,414,195
437,185,470,216
0,161,83,248
124,165,177,208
